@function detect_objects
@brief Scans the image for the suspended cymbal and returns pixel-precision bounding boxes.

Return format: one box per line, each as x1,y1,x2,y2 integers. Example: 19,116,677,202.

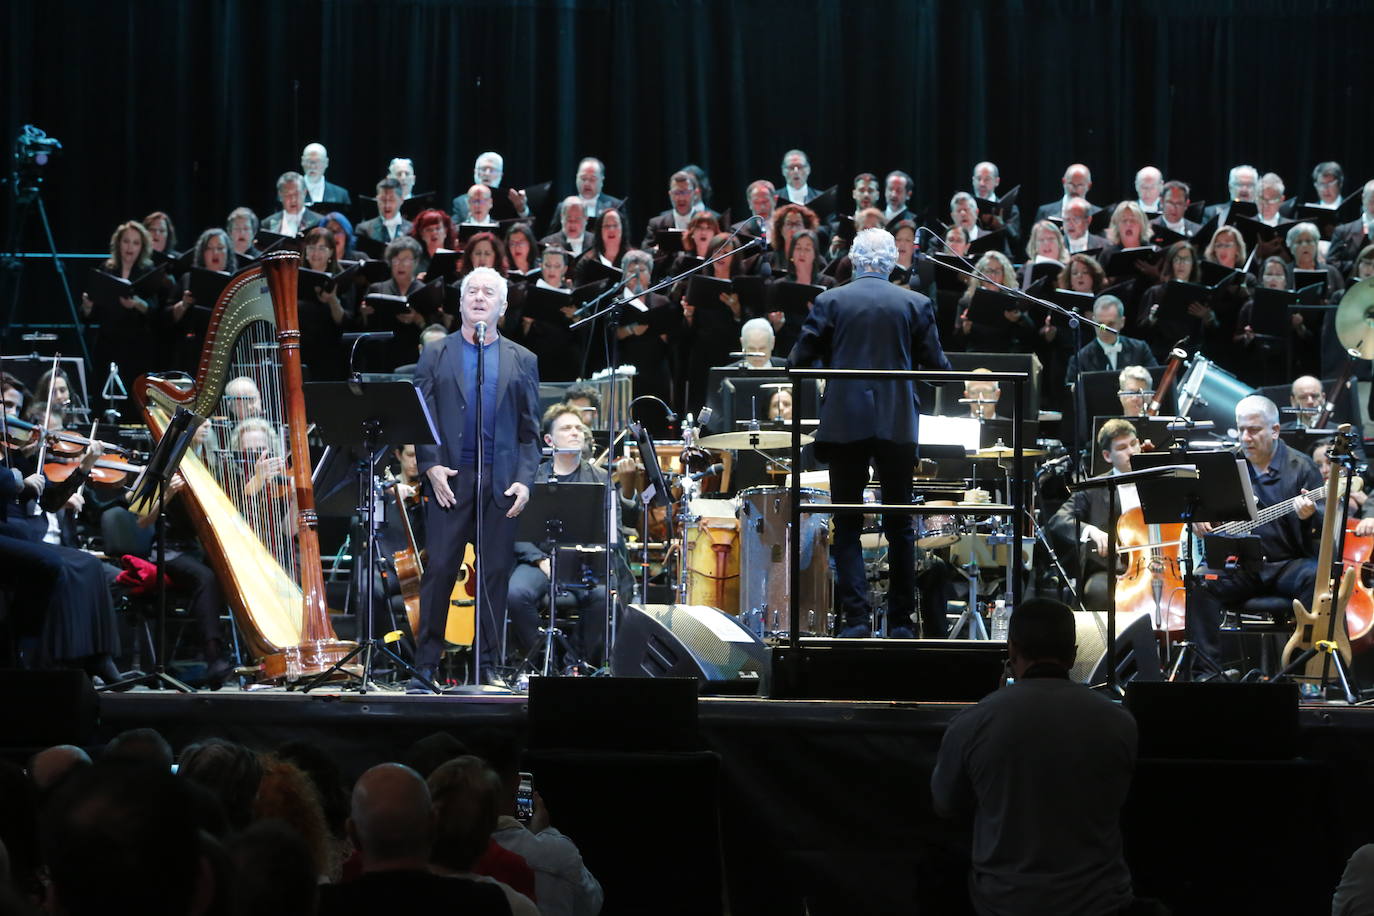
1335,277,1374,358
698,429,814,450
974,445,1046,458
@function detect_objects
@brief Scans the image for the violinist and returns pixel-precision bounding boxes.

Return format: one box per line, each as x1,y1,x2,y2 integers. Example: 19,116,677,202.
1,422,125,684
506,405,639,670
1117,365,1152,417
1047,418,1141,610
2,373,26,418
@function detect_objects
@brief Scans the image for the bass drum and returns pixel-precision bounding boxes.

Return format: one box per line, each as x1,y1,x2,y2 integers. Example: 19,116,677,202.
1176,355,1253,430
738,486,832,637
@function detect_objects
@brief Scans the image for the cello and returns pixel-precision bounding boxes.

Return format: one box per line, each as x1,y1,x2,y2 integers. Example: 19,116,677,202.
1115,506,1187,642
1338,520,1374,653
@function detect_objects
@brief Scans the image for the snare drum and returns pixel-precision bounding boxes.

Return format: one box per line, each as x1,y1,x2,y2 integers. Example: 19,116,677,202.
917,500,963,548
738,486,831,636
683,498,740,612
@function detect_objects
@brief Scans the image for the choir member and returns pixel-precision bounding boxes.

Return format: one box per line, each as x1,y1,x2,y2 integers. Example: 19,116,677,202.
262,172,323,236
300,142,351,205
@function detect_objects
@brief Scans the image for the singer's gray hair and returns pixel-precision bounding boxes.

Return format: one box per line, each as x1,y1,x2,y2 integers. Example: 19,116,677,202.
849,227,898,275
460,266,508,306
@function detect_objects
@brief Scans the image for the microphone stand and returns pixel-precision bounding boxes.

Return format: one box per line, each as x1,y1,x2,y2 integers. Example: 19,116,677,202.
473,320,489,685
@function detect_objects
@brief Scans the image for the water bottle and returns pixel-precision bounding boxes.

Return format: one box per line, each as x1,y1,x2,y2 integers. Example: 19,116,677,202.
990,599,1011,641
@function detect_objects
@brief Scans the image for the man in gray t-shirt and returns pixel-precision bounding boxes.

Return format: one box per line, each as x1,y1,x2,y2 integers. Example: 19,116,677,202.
931,598,1139,916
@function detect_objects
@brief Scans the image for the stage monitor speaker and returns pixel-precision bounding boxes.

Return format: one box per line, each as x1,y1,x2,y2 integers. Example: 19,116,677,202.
1124,680,1300,759
0,669,99,749
611,604,769,693
1071,610,1163,685
528,676,701,752
766,639,1008,701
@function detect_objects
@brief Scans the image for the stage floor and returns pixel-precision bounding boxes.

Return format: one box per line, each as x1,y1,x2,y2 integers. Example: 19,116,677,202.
88,685,1374,916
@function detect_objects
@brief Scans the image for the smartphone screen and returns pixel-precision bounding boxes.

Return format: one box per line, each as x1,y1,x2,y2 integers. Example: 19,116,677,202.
516,771,534,824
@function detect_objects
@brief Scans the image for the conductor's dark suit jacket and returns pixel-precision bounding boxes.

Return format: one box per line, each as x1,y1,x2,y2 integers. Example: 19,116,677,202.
414,332,542,511
786,272,951,446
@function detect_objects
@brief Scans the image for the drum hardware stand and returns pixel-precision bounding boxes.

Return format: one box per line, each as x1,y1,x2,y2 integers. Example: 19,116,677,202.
1023,508,1087,610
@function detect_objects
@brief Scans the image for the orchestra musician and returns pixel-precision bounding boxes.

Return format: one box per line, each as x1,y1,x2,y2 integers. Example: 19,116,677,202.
506,404,638,670
963,369,1001,419
787,227,952,639
412,266,541,691
1117,365,1152,417
1191,395,1322,665
1286,376,1326,430
1047,418,1140,610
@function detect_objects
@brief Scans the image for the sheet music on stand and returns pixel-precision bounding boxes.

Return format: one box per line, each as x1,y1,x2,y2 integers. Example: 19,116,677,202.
918,414,981,453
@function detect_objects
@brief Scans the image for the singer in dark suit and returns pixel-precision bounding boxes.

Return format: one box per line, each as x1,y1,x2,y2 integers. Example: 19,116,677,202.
412,266,542,690
787,227,952,639
1064,294,1157,385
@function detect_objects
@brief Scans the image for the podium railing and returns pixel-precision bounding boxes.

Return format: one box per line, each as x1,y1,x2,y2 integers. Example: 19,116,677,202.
783,367,1031,648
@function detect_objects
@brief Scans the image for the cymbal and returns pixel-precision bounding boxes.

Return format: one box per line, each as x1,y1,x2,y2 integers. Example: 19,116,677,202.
1335,277,1374,358
974,445,1046,458
698,429,814,450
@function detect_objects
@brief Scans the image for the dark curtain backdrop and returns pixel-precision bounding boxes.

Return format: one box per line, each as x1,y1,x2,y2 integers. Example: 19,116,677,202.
3,0,1371,257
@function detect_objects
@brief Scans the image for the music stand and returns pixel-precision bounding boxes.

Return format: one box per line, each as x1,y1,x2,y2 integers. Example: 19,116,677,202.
103,407,203,693
296,381,439,693
516,481,608,675
1131,449,1258,682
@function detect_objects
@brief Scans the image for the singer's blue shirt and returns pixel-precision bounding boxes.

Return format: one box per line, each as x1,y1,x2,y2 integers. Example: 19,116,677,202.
459,334,501,469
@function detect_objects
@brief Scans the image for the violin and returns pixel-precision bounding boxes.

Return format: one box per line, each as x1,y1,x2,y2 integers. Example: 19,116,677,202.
0,416,133,459
43,453,145,489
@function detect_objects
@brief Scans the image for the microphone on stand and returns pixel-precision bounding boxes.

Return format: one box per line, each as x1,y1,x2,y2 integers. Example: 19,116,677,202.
689,462,724,481
474,321,487,344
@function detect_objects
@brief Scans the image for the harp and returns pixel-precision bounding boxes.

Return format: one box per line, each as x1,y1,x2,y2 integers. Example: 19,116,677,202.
136,249,355,681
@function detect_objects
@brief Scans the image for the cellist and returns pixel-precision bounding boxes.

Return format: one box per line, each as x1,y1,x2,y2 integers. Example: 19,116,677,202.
1047,419,1142,610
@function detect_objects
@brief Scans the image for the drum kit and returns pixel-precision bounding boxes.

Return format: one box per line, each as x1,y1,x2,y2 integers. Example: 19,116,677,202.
624,411,833,641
